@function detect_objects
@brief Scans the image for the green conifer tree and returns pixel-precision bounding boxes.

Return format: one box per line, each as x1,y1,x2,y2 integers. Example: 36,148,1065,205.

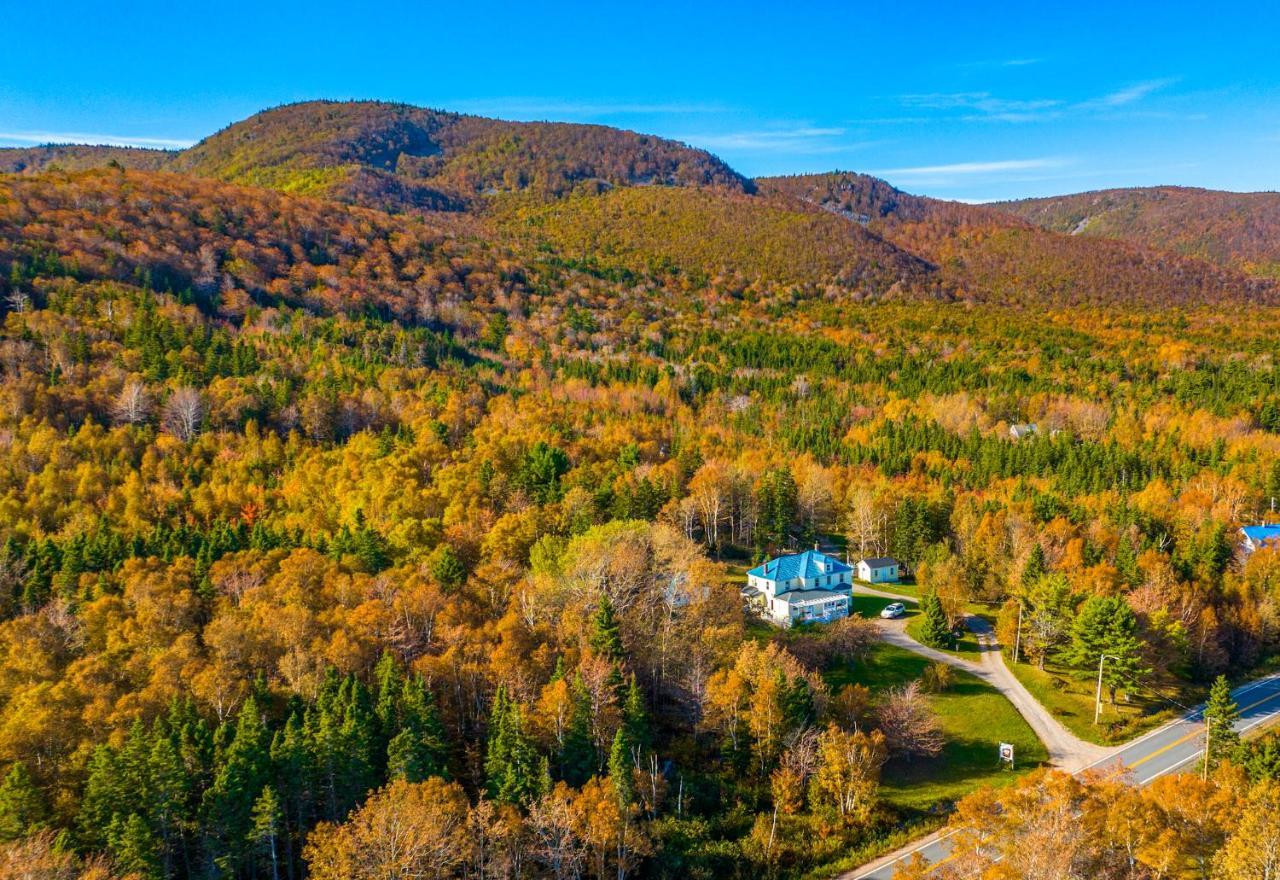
589,595,624,661
622,674,650,755
201,697,271,874
608,729,635,806
560,675,597,785
1204,674,1241,771
485,686,542,806
109,813,161,880
918,591,954,649
1066,595,1151,704
248,786,283,880
0,762,46,841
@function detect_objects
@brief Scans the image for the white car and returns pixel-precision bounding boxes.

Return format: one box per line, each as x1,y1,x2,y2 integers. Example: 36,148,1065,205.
879,602,906,619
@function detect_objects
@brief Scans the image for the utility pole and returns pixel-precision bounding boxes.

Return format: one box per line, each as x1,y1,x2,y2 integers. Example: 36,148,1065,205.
1094,654,1119,725
1203,718,1211,782
1013,601,1024,665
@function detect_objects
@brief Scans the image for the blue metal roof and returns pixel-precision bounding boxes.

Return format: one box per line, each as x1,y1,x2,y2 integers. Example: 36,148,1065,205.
748,550,852,582
1243,525,1280,544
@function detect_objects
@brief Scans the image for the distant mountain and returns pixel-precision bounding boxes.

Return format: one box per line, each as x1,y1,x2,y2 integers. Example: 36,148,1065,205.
994,187,1280,278
0,101,751,213
166,100,752,210
760,172,1277,306
2,110,1275,308
0,144,173,175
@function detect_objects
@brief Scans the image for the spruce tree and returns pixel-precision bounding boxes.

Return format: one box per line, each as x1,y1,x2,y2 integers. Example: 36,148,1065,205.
109,813,161,880
1020,543,1047,589
79,745,123,849
589,595,624,661
485,686,542,806
248,786,283,880
386,675,447,782
608,729,635,806
1204,674,1241,770
560,675,597,785
147,733,189,878
1067,595,1151,704
622,674,650,755
202,697,271,874
0,762,46,841
918,592,954,650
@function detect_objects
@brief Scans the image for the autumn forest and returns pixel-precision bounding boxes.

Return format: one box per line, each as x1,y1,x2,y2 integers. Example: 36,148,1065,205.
0,100,1277,880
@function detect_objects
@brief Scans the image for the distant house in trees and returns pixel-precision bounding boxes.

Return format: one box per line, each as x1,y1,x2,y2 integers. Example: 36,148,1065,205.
1241,524,1280,554
856,557,901,584
1009,423,1038,440
743,549,852,627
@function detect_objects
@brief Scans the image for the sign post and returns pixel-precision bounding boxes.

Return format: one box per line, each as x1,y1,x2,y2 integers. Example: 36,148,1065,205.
999,742,1015,770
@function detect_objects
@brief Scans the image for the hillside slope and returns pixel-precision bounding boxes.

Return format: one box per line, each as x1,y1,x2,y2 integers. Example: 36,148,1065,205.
495,185,943,299
760,172,1278,307
0,144,174,175
167,100,751,209
994,186,1280,278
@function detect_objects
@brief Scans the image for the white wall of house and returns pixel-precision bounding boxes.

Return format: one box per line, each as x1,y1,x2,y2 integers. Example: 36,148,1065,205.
856,561,900,583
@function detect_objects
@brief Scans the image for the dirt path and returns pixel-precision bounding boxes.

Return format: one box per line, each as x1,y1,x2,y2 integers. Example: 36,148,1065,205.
857,585,1114,772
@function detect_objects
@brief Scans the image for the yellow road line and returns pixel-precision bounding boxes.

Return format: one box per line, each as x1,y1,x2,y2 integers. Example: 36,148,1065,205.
917,684,1280,876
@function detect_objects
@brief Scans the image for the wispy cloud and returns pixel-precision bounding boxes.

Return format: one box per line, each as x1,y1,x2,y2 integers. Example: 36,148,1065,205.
873,157,1070,178
0,130,193,149
899,79,1177,123
1081,79,1176,109
960,57,1043,69
448,98,726,119
675,127,859,154
900,92,1063,122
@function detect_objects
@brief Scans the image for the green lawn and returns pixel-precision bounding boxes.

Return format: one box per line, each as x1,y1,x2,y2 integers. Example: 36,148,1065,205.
854,578,920,599
1004,657,1191,745
849,593,918,621
826,642,1048,818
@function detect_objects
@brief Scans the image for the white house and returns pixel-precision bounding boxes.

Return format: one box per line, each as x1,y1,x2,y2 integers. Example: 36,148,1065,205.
1241,525,1280,554
856,557,901,584
743,549,853,627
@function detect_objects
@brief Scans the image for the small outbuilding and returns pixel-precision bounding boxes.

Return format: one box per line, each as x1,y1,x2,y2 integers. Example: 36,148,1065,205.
856,557,901,584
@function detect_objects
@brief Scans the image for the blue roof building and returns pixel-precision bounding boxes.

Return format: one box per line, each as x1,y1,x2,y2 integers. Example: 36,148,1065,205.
744,549,853,627
1241,525,1280,553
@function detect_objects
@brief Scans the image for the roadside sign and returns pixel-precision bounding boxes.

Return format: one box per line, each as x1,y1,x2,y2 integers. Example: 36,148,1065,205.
999,742,1015,768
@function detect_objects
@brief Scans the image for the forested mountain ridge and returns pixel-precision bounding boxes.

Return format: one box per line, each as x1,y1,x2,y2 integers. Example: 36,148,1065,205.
0,101,750,212
0,144,175,175
2,102,1277,307
760,171,1279,307
994,185,1280,278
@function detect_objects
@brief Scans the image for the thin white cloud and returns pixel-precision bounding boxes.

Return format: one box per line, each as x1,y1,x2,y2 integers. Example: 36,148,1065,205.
1081,79,1177,110
899,78,1177,123
960,57,1043,69
0,130,193,149
448,98,727,118
674,127,866,155
873,157,1070,177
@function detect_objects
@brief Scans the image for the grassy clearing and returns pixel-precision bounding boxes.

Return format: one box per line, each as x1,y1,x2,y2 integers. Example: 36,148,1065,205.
826,642,1048,818
850,593,917,621
1005,657,1192,745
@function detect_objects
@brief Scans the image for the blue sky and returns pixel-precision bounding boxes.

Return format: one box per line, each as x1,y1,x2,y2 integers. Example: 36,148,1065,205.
2,0,1277,201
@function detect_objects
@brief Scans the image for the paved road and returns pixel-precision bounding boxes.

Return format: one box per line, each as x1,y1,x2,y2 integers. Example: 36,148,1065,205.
844,672,1280,880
